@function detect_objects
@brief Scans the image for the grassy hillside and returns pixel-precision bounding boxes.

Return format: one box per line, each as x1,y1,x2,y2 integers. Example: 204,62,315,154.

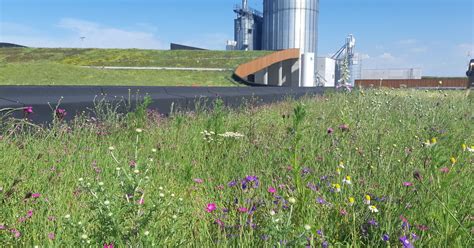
0,48,271,86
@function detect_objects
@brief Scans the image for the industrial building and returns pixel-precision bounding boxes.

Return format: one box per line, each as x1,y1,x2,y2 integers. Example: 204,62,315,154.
230,0,321,87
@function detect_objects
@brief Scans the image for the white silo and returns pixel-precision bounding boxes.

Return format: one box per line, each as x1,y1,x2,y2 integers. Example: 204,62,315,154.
262,0,319,55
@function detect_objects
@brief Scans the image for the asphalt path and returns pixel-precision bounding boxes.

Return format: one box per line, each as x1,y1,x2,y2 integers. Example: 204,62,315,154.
0,86,324,124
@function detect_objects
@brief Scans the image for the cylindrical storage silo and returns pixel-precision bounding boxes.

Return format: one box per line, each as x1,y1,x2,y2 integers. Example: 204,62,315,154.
263,0,319,55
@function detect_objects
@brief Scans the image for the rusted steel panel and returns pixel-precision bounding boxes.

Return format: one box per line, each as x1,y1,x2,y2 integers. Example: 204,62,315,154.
235,48,300,78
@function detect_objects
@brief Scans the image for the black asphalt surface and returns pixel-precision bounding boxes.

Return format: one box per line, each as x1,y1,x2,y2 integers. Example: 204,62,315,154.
0,86,324,124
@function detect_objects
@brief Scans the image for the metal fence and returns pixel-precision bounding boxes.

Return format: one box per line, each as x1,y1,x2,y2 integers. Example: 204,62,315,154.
355,79,468,89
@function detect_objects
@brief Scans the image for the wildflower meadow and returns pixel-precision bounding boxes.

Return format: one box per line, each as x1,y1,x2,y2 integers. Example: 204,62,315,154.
0,89,473,247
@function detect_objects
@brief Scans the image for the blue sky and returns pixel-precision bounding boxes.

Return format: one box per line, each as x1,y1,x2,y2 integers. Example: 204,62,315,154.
0,0,473,76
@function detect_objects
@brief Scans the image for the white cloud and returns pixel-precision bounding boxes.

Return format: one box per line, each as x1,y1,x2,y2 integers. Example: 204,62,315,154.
1,19,165,49
398,39,418,45
57,18,164,49
379,52,395,60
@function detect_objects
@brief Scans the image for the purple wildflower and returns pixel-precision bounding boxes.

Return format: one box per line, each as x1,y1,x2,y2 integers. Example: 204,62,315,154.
48,232,55,240
307,183,318,191
322,241,329,248
411,233,419,240
242,175,259,189
316,197,327,205
0,225,5,230
399,236,414,248
26,210,33,218
382,234,390,241
129,160,136,168
227,180,237,187
302,167,311,175
23,106,33,114
55,108,67,120
368,219,379,227
317,230,323,236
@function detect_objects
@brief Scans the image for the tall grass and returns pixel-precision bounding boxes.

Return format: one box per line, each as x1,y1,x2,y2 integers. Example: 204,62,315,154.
0,89,472,247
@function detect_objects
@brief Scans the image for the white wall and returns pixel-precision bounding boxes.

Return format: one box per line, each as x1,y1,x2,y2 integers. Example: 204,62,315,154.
316,57,336,87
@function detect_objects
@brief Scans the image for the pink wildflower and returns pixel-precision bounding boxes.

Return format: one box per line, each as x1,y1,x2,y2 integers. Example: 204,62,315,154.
193,178,204,184
48,232,55,240
104,243,114,248
11,229,21,238
0,225,5,230
339,124,350,132
340,208,347,216
238,207,248,213
26,210,34,218
268,187,277,194
138,198,144,205
327,127,334,134
23,106,33,114
215,219,225,227
206,203,217,213
55,108,67,119
403,182,413,187
439,167,450,173
32,193,41,198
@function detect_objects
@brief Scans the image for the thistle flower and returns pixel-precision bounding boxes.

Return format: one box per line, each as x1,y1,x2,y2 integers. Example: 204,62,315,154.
55,108,67,119
205,203,217,213
364,195,371,205
368,205,379,213
342,176,352,185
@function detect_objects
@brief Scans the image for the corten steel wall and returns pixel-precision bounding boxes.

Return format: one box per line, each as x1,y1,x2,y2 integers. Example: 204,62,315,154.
234,48,300,79
263,0,319,54
355,79,469,88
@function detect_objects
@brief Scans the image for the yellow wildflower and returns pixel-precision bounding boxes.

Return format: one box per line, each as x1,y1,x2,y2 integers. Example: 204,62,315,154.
364,195,371,205
450,157,457,165
348,197,355,206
